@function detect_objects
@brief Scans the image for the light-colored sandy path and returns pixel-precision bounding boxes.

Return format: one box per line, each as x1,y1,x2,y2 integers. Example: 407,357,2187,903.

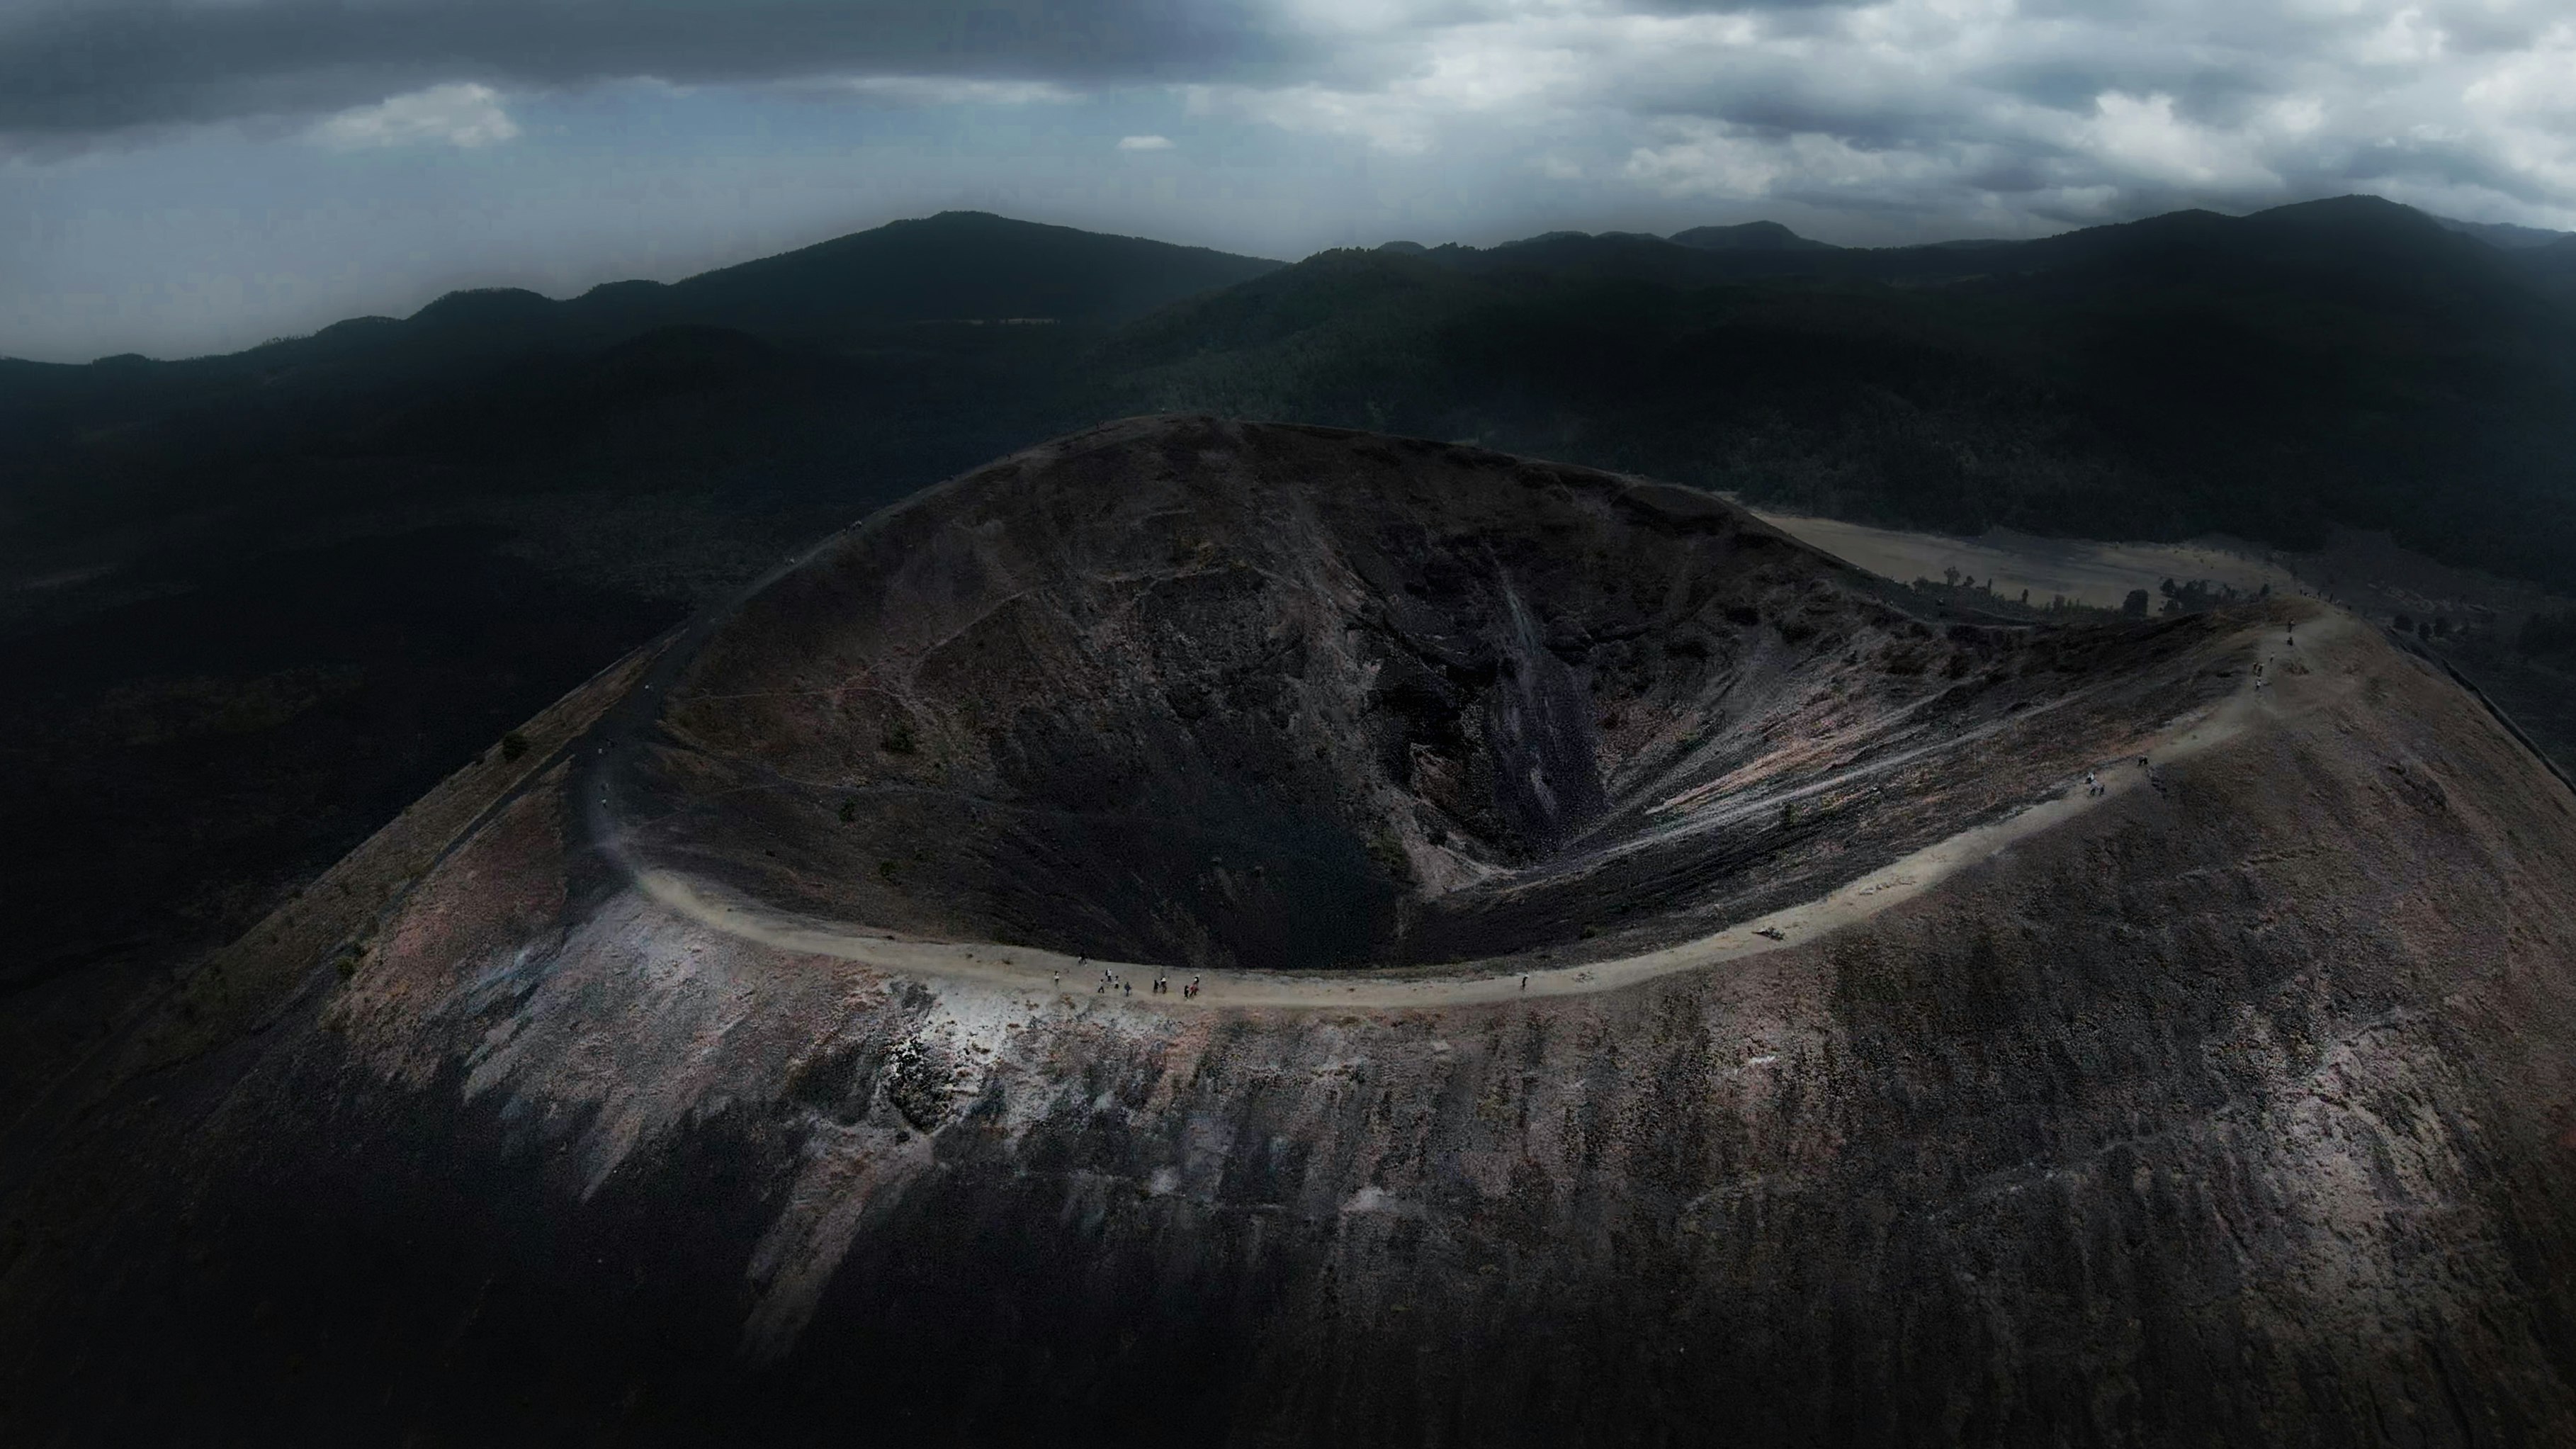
1753,509,2305,612
623,611,2357,1011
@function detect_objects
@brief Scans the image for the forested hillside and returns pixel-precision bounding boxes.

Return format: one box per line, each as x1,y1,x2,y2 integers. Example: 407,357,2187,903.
1113,196,2576,588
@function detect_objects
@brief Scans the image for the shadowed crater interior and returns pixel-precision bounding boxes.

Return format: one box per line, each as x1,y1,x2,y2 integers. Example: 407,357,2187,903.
613,415,2224,971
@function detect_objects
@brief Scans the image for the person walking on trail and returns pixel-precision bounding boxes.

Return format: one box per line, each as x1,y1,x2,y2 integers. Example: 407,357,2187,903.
1521,974,1529,991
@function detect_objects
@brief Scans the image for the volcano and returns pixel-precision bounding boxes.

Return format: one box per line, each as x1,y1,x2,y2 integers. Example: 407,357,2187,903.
6,417,2575,1445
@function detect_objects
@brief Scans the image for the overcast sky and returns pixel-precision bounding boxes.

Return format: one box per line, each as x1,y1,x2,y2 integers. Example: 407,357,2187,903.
6,0,2572,362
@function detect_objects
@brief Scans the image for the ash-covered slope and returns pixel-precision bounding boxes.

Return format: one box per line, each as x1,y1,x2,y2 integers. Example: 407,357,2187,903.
6,418,2575,1446
618,418,2227,974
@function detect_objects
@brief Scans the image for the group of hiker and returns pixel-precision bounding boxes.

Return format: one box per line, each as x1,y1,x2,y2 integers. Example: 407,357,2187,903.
2083,755,2154,799
1073,956,1202,998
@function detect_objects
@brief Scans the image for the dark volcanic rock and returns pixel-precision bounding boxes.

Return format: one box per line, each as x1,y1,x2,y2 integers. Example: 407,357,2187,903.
5,417,2575,1447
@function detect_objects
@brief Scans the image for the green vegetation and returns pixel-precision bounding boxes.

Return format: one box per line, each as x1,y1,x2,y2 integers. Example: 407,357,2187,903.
1107,198,2576,592
2522,609,2576,663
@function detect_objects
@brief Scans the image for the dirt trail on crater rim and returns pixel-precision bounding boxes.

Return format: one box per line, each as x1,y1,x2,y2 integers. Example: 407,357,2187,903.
626,624,2317,1010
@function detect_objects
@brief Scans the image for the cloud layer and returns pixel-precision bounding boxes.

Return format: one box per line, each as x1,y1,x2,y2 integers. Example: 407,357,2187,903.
7,0,2570,230
309,81,518,151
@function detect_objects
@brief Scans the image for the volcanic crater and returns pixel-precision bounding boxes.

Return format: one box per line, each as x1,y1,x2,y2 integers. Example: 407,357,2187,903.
611,416,2224,975
13,415,2576,1445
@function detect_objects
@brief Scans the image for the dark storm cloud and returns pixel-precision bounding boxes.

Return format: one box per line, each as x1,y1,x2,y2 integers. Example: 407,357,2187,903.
0,0,1297,135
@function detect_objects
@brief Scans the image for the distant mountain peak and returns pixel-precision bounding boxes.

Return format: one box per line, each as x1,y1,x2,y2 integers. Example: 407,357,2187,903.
2431,213,2574,251
408,287,558,327
1669,220,1835,252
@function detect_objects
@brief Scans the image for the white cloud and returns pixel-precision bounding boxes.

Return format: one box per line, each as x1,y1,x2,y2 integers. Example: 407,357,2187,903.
2354,6,2447,65
1187,8,1601,157
2075,91,2281,191
1622,118,1973,204
1189,81,1440,155
836,76,1078,106
1154,0,2576,233
310,83,519,151
1117,133,1176,150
